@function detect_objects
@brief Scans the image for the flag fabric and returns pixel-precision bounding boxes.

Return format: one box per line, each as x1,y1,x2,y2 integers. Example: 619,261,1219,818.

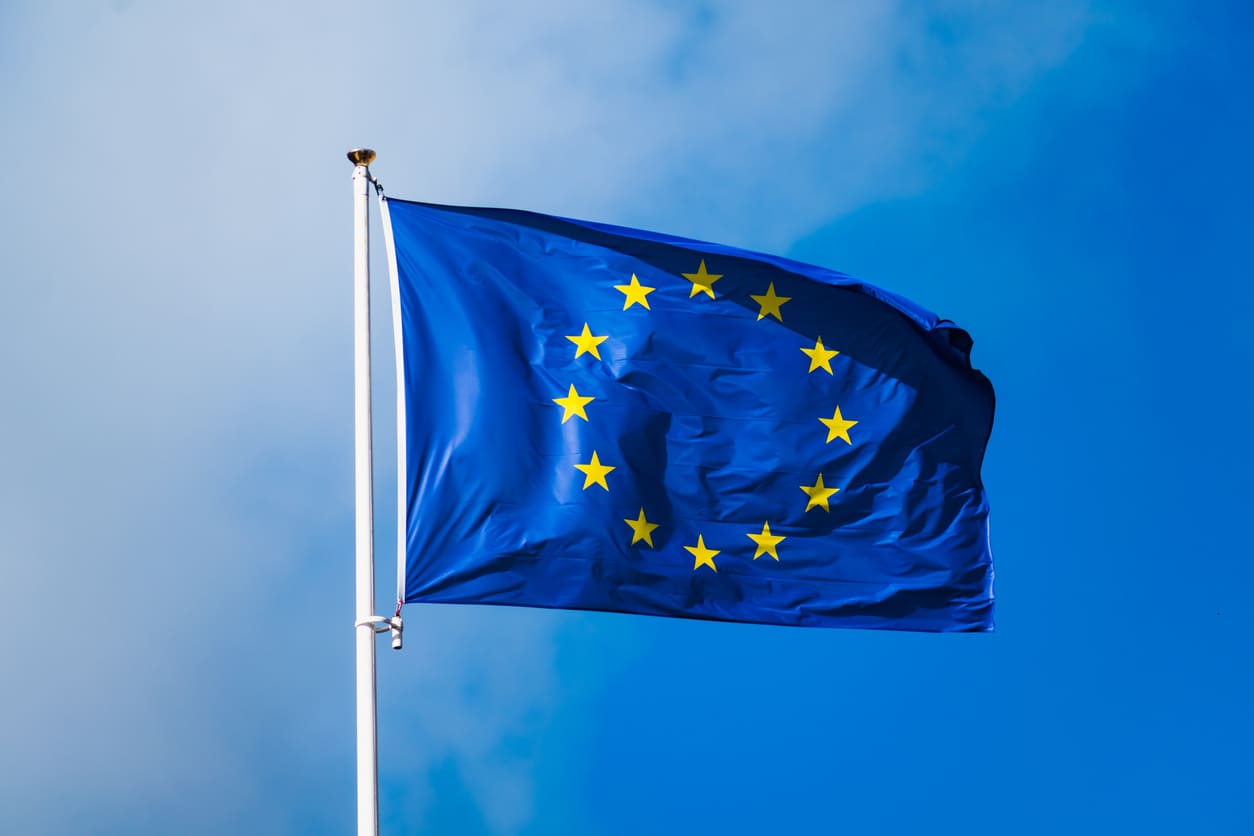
382,198,995,632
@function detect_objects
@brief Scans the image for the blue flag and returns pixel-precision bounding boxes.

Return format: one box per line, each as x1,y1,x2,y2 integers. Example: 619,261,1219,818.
383,198,994,632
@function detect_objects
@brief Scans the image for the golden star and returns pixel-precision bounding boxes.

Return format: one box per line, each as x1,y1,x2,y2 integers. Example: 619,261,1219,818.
800,473,840,513
552,384,595,423
801,336,839,374
749,282,791,322
683,534,720,572
623,508,659,548
574,450,615,491
566,322,608,360
746,521,786,561
819,406,858,445
681,259,723,299
614,273,655,310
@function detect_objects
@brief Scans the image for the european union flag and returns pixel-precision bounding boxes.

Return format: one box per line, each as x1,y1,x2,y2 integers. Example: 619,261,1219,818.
382,198,994,632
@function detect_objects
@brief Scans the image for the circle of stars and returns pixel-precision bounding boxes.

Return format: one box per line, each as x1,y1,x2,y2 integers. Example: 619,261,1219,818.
552,255,863,575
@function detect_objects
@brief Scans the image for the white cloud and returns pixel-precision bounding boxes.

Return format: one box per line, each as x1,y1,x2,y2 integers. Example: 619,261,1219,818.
0,0,1093,831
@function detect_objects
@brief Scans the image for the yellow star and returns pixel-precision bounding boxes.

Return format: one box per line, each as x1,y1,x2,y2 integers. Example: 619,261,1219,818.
683,534,720,572
574,450,615,491
800,473,840,512
681,259,723,299
566,322,608,359
746,521,786,561
749,282,791,322
614,274,655,310
819,406,858,445
801,336,840,374
552,384,595,423
623,508,659,548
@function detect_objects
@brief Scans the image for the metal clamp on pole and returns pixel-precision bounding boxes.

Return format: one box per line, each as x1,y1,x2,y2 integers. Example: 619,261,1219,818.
355,615,404,650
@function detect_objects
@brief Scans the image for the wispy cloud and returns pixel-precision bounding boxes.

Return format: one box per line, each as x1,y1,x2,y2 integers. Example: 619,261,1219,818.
0,1,1094,831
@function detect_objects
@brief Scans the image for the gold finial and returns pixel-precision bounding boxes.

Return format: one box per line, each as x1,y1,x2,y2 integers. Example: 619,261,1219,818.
346,148,376,166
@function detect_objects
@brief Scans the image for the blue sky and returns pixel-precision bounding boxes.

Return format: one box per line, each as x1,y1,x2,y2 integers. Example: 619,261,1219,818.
2,1,1251,834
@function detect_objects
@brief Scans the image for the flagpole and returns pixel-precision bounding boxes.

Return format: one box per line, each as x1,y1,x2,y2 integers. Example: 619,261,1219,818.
348,147,380,836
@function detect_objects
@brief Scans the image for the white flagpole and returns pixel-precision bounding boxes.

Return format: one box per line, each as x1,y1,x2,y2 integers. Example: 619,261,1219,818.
348,147,380,836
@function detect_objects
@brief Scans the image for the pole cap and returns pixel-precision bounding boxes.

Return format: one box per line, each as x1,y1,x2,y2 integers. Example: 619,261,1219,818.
347,148,376,166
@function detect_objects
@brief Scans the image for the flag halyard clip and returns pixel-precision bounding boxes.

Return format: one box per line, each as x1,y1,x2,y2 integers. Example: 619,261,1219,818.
356,614,404,650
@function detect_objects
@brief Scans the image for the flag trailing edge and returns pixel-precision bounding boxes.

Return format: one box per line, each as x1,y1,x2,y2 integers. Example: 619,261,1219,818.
380,197,995,632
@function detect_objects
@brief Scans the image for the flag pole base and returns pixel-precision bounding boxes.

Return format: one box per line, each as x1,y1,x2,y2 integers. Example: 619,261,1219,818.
356,615,404,650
